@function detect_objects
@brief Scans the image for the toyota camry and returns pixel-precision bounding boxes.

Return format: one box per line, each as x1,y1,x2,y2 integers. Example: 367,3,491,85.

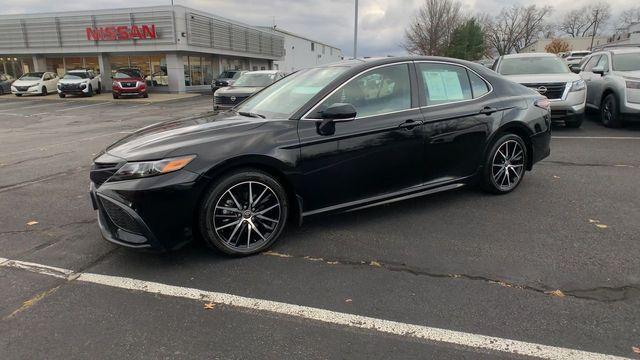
90,56,551,256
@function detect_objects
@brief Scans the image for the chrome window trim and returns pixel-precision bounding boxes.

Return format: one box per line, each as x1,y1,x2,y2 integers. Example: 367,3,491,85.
301,61,414,120
414,60,493,109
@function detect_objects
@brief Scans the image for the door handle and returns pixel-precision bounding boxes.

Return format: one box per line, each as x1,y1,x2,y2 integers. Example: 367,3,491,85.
398,119,423,130
479,106,498,115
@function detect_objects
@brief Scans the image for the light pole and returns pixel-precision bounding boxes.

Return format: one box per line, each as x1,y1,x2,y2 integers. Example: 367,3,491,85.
353,0,358,59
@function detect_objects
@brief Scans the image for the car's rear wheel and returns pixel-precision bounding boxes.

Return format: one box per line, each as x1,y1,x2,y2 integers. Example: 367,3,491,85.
41,86,47,96
59,93,65,98
199,169,288,256
601,93,622,128
481,133,527,194
96,83,101,94
86,85,93,97
15,94,22,97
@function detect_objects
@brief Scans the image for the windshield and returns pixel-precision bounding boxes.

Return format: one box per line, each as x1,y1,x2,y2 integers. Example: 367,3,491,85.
63,72,89,79
237,66,349,118
114,69,143,79
498,57,570,75
219,71,239,79
612,53,640,72
20,72,44,80
233,73,277,87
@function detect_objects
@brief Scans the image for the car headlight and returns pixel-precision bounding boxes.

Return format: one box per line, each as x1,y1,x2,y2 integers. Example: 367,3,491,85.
570,79,586,92
110,155,196,181
626,80,640,89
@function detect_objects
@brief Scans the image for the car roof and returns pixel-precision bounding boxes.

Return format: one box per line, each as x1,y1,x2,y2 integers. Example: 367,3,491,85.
244,70,281,74
501,53,558,59
68,69,91,72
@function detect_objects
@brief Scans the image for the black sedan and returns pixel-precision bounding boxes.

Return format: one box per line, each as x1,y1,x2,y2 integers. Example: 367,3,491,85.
90,56,551,256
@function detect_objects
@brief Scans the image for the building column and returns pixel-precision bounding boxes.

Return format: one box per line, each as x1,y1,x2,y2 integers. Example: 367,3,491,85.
32,55,46,72
98,53,111,93
166,53,186,93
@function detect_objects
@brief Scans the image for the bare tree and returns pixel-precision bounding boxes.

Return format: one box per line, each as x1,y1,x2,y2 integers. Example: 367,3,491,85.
617,6,640,32
483,5,552,55
403,0,464,56
558,3,611,38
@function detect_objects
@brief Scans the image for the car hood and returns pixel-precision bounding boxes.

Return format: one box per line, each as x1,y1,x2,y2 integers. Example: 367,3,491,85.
502,73,580,84
105,111,268,161
58,78,89,84
12,79,41,87
215,86,263,96
114,77,143,82
615,70,640,80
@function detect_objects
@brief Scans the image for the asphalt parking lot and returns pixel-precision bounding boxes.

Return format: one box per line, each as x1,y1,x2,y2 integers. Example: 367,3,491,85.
1,94,639,359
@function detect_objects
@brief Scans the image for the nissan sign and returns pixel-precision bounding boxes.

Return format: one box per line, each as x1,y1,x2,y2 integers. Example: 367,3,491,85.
86,24,157,41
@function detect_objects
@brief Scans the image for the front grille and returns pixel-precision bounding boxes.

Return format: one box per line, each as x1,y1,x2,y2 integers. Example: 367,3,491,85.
121,82,137,88
215,81,228,87
100,198,143,234
522,82,567,100
60,83,80,90
214,95,248,105
90,162,122,187
15,86,29,91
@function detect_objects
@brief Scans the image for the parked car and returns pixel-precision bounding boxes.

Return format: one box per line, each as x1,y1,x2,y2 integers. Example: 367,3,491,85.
211,70,247,93
57,69,101,98
214,70,286,110
112,68,148,99
493,53,586,128
0,73,14,95
578,48,640,127
90,56,551,255
11,72,59,96
563,50,591,67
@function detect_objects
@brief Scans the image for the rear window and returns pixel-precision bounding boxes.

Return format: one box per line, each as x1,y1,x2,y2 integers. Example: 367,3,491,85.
612,53,640,71
498,57,570,75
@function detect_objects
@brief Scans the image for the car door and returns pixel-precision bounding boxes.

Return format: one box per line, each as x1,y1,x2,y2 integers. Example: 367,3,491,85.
415,61,504,183
297,62,424,212
580,55,601,106
45,73,56,92
589,54,610,106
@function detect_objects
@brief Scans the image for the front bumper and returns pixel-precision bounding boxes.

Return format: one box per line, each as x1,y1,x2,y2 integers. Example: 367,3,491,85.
12,87,40,95
621,94,640,121
113,86,147,96
58,86,90,95
90,169,206,251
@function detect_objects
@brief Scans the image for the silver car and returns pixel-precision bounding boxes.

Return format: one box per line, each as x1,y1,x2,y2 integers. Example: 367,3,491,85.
578,48,640,127
494,53,587,128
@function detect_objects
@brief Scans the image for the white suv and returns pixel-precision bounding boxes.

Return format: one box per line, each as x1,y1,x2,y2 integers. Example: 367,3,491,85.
57,69,101,98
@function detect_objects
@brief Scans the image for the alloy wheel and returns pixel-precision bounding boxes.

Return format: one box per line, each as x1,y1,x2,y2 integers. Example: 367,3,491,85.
213,181,281,251
603,99,613,123
491,140,525,191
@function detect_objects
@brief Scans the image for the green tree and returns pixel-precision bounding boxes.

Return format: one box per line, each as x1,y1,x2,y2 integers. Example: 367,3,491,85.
445,18,486,60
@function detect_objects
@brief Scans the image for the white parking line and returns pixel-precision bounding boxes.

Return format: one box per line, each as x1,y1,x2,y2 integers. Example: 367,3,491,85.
0,257,629,360
553,136,640,140
0,102,57,113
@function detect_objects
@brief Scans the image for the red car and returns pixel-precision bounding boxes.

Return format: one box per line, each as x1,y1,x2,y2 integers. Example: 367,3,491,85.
112,68,148,99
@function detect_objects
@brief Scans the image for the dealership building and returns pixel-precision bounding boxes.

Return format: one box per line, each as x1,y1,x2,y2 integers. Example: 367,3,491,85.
0,5,289,93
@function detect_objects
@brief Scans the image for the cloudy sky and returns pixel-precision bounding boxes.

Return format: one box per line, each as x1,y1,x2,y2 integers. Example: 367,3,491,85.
0,0,637,57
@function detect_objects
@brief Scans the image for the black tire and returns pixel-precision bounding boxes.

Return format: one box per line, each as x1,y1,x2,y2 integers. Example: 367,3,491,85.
58,93,66,98
15,94,22,97
96,83,101,94
41,86,47,96
199,169,289,256
112,93,119,99
481,133,528,194
565,115,583,128
600,93,622,128
142,93,149,98
86,85,93,97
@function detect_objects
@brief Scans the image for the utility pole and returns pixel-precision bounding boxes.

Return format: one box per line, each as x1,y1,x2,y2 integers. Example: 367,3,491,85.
353,0,358,59
590,8,599,50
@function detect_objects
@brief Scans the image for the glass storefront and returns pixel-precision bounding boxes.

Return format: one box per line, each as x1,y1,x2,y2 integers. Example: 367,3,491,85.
183,55,219,87
45,56,100,76
0,57,34,78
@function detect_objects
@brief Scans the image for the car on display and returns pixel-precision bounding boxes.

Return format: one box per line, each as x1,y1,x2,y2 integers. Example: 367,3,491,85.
10,72,59,96
213,70,287,110
90,56,551,256
0,73,14,95
57,69,102,98
211,70,247,93
563,50,591,70
493,53,586,128
577,48,640,127
112,68,148,99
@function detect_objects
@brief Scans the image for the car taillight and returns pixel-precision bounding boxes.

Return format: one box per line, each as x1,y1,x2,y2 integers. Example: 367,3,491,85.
534,98,551,111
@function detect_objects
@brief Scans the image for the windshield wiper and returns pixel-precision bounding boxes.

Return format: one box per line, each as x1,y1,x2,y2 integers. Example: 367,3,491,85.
238,111,266,119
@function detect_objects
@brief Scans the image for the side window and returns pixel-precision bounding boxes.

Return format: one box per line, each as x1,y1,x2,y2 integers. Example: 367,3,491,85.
0,75,5,81
468,71,489,98
313,63,411,118
595,55,609,71
583,55,601,72
418,63,472,106
43,73,50,80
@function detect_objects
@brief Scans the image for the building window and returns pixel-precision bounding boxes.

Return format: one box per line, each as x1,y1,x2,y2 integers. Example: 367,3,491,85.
311,42,315,51
322,45,326,54
189,56,202,86
83,57,100,74
183,56,191,86
65,57,83,71
46,57,64,77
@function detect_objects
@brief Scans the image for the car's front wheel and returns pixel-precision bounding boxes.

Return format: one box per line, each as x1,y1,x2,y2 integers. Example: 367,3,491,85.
41,86,47,96
86,85,93,97
96,83,101,94
58,93,65,98
199,169,288,256
481,133,527,194
601,93,622,128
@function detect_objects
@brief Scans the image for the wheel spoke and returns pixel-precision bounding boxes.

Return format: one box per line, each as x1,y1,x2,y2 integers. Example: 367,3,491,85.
246,222,252,247
248,182,253,207
256,214,278,224
250,220,267,241
252,187,268,208
227,190,243,211
256,203,279,215
215,219,241,231
227,221,243,244
216,206,241,213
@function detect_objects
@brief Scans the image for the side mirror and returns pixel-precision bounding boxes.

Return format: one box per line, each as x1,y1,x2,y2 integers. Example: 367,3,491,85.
592,66,605,76
570,65,581,74
316,103,356,136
